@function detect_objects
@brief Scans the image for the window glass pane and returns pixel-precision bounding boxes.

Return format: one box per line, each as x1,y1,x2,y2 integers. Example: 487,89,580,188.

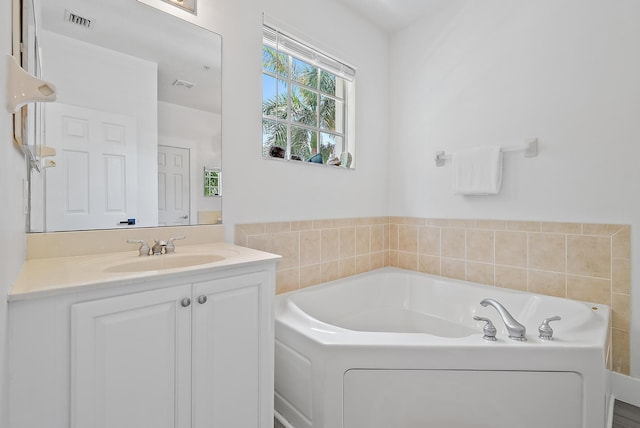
291,85,318,127
263,77,288,119
320,96,344,133
290,126,315,162
204,170,222,197
262,45,288,77
320,70,344,97
292,57,317,87
263,119,287,158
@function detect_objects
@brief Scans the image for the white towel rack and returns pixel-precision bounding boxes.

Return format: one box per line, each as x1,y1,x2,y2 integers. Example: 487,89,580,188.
434,138,538,167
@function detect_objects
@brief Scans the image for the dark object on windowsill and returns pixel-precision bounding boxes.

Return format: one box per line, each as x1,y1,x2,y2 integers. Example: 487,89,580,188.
269,146,285,158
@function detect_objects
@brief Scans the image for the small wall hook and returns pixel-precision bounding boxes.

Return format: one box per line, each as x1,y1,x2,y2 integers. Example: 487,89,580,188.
6,55,57,113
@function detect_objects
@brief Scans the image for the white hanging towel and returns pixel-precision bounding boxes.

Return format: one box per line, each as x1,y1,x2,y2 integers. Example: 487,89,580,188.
451,146,503,195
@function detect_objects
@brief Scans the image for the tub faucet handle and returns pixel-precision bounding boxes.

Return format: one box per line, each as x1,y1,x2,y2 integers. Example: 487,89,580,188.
538,316,561,340
473,316,497,341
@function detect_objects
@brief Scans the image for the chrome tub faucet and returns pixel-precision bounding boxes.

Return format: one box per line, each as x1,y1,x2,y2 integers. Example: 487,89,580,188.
480,298,527,341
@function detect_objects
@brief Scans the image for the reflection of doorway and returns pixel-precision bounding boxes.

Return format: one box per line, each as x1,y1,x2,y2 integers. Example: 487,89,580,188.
45,103,138,231
158,145,190,225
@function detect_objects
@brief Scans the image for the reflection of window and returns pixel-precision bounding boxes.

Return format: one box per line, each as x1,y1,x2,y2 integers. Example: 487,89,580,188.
204,168,221,197
262,24,356,168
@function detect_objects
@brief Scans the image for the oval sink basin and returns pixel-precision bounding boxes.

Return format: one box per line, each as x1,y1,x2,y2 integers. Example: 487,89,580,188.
104,254,225,273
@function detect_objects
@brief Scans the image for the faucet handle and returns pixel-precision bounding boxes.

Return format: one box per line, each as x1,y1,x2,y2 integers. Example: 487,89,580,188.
538,316,561,340
127,239,150,256
165,236,186,254
473,316,497,341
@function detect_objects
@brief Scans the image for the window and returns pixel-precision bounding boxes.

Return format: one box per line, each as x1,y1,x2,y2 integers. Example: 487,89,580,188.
262,24,356,168
204,168,221,196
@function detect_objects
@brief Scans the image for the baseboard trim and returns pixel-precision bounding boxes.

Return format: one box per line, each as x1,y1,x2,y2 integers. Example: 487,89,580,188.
611,371,640,407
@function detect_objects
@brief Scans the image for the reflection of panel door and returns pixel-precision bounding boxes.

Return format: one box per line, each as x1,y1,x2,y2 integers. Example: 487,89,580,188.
158,145,190,225
45,103,138,231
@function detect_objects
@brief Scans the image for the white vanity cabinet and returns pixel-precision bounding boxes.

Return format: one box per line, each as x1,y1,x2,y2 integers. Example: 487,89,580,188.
72,284,193,428
9,261,276,428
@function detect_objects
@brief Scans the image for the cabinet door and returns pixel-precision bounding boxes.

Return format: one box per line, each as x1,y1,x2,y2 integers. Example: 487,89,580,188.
71,285,192,428
192,271,273,428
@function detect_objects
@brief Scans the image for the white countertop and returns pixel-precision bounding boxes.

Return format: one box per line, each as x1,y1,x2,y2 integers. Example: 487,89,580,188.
10,243,281,301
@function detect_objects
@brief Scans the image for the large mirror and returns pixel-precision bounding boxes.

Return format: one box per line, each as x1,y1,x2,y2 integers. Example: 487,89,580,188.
24,0,222,232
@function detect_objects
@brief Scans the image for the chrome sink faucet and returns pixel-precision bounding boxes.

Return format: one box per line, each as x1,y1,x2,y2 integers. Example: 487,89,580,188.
127,236,186,256
151,240,167,255
480,298,527,341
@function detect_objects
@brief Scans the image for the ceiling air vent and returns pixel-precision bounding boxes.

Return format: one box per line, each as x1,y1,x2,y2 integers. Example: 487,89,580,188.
64,10,93,29
172,79,196,89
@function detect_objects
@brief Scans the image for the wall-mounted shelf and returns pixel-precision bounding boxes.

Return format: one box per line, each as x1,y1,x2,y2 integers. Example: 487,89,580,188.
6,55,58,171
6,55,57,113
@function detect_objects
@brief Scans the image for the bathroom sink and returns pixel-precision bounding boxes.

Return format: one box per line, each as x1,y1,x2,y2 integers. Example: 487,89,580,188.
104,254,226,273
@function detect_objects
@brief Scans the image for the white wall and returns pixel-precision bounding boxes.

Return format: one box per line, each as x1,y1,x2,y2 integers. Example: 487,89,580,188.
195,0,390,234
1,1,28,426
388,0,640,376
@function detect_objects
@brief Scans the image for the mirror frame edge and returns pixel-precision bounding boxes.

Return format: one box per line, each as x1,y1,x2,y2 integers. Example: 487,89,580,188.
11,0,25,151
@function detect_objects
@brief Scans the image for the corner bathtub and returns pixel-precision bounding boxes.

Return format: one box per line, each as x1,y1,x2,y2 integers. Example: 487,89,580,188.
274,267,610,428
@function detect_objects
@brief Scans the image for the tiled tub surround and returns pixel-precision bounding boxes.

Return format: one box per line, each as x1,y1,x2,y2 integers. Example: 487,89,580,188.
235,217,631,374
236,218,390,293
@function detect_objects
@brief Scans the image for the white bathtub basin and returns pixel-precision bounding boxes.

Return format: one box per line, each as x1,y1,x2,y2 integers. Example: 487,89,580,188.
275,267,610,428
330,306,478,337
284,268,601,343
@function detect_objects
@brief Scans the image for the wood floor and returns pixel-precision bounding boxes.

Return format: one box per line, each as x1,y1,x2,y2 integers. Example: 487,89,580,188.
613,400,640,428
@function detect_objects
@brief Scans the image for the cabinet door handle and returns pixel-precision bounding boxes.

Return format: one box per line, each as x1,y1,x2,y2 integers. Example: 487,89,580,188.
198,295,207,304
181,297,191,307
